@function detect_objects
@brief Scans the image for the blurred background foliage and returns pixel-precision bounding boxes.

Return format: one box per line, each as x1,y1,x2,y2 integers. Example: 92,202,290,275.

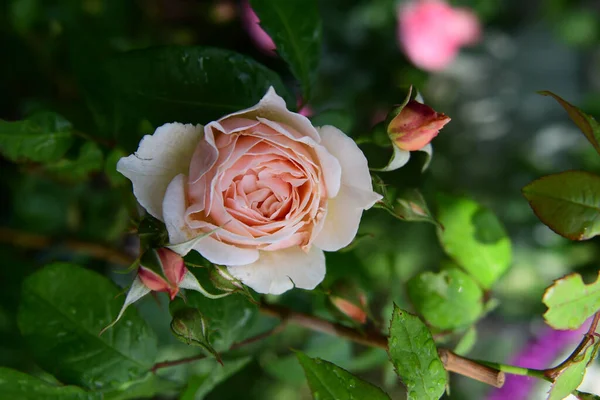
1,0,600,399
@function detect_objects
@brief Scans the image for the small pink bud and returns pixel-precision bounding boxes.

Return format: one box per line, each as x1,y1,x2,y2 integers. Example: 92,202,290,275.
387,100,450,151
242,1,276,55
328,280,369,324
330,296,368,324
138,248,187,300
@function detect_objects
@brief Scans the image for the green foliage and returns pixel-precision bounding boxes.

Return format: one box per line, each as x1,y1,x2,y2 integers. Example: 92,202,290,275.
0,367,101,400
407,268,483,330
548,340,600,400
0,112,73,163
523,171,600,241
436,194,512,288
387,305,447,400
180,357,252,400
45,142,104,181
250,0,322,101
104,148,127,187
539,91,600,155
170,291,257,352
543,272,600,330
170,307,221,362
99,46,294,150
17,263,158,389
454,327,478,356
296,352,390,400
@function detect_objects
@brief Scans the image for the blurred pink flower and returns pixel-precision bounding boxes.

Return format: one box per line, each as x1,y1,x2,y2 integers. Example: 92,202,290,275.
242,1,276,55
397,0,481,71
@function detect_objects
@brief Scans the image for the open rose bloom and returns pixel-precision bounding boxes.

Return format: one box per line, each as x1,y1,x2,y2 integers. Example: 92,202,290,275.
117,88,382,295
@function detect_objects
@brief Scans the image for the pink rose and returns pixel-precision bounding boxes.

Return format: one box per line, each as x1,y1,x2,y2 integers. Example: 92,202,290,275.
398,0,481,71
242,1,276,55
388,100,450,151
117,88,381,295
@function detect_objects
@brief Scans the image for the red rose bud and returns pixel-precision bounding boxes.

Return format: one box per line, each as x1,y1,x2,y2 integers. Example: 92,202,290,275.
387,100,450,151
328,281,368,324
138,248,186,300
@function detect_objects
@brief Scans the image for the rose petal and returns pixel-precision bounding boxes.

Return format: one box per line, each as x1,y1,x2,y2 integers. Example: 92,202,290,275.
317,125,373,193
156,248,186,285
216,87,321,143
313,184,383,252
163,174,260,264
227,245,326,294
117,123,203,220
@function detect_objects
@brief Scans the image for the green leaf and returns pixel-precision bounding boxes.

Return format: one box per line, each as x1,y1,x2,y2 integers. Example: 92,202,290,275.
0,367,101,400
17,263,158,389
454,327,477,356
250,0,322,100
407,268,483,330
387,305,447,400
523,171,600,241
0,112,73,163
180,357,252,400
296,352,391,400
543,272,600,330
548,340,600,400
436,194,512,288
539,91,600,155
101,373,180,400
45,142,104,181
102,46,294,150
170,291,257,352
104,148,128,187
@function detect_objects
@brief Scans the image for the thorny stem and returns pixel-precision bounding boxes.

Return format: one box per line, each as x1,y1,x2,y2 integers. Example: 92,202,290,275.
6,228,598,390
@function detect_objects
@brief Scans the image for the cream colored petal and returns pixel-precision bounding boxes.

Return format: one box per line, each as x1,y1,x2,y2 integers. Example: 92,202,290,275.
227,246,325,295
313,184,382,252
117,123,203,220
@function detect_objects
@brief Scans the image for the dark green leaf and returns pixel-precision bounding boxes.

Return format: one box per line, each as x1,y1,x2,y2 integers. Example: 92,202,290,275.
539,91,600,155
407,268,483,330
170,291,257,352
102,46,293,150
45,142,104,181
543,272,600,330
523,171,600,240
0,367,100,400
436,194,511,288
250,0,322,100
296,352,391,400
180,357,252,400
388,305,447,400
101,373,180,400
18,263,158,389
0,112,73,163
548,340,599,400
137,215,169,250
104,148,128,187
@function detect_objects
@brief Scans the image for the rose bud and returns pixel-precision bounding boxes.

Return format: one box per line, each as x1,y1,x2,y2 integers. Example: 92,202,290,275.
101,248,229,334
387,100,450,152
209,264,244,293
328,280,369,324
242,0,276,55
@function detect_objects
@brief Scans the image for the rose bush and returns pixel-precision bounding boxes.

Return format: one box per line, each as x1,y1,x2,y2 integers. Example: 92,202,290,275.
117,88,382,294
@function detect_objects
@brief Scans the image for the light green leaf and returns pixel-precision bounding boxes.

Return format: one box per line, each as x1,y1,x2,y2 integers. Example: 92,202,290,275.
18,263,158,389
0,367,100,400
543,272,600,330
169,291,257,352
407,268,483,330
523,171,600,241
180,357,252,400
0,112,73,163
388,305,447,400
250,0,322,100
102,46,294,151
539,91,600,155
548,341,600,400
454,327,478,356
436,194,512,288
296,352,391,400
